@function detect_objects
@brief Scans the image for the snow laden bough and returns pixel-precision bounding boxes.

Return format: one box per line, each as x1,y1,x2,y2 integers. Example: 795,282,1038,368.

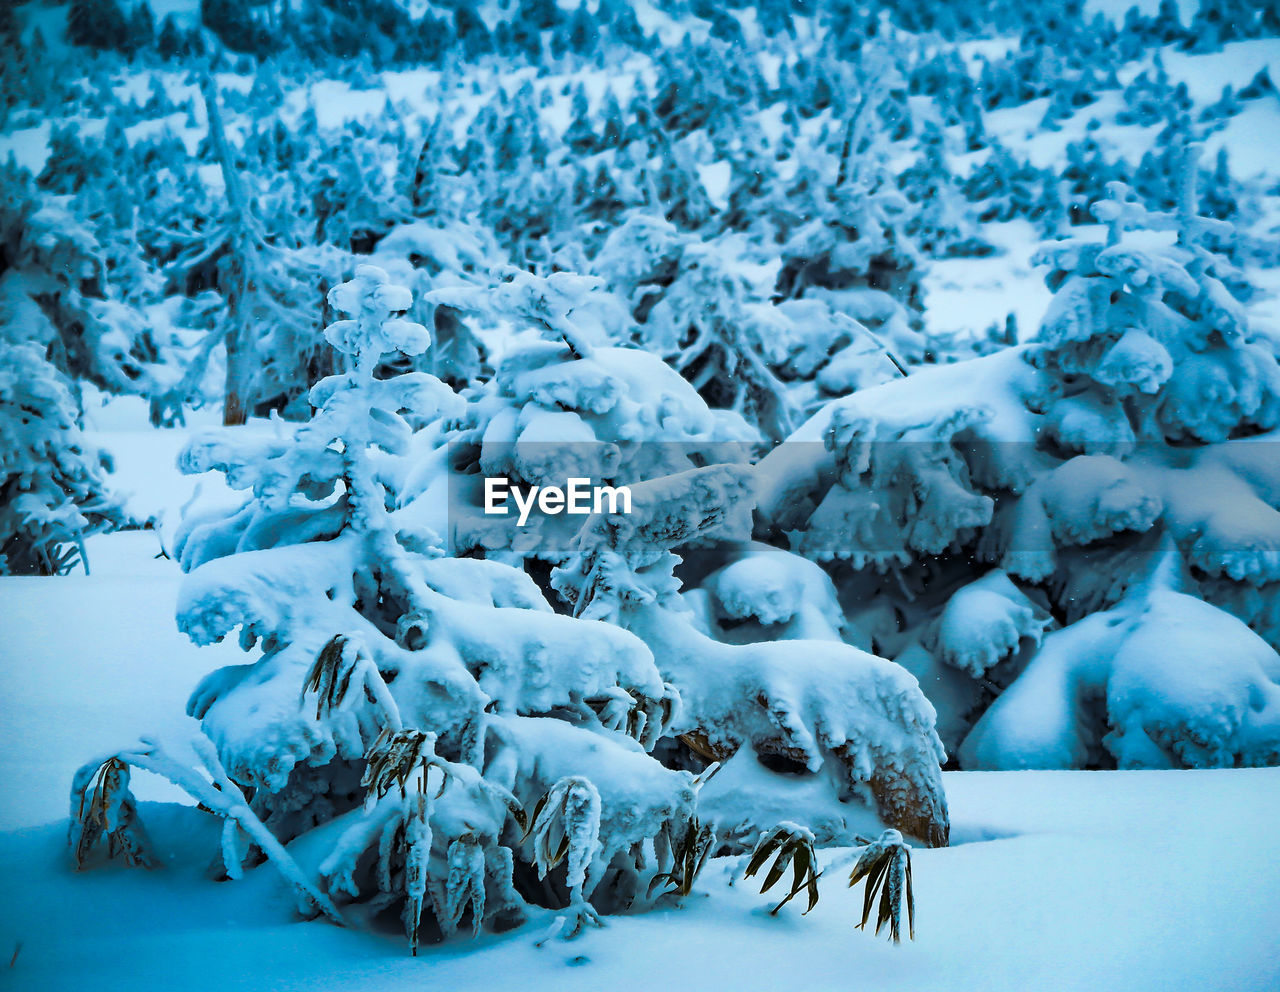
47,269,709,948
553,464,951,850
962,543,1280,770
416,261,759,562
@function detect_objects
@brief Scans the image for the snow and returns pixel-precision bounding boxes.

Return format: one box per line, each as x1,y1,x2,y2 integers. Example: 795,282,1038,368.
5,4,1280,986
923,221,1052,342
1084,0,1199,18
931,570,1047,678
1159,39,1280,104
197,162,225,193
0,531,243,831
149,0,202,23
302,80,391,130
697,160,733,211
5,450,1278,979
629,0,703,47
0,121,51,175
3,622,1279,992
1202,100,1280,181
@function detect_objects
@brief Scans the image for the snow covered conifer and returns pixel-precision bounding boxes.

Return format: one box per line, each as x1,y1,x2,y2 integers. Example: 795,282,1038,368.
67,0,128,52
553,466,951,848
114,267,694,943
0,287,122,575
1031,165,1277,450
76,261,957,946
163,73,336,423
774,102,927,371
899,122,991,258
963,142,1066,236
424,259,757,558
755,155,1280,771
2,164,162,402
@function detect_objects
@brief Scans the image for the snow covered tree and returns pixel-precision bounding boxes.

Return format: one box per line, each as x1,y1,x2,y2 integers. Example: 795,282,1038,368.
963,141,1066,236
423,261,757,558
631,230,801,440
898,121,992,258
362,216,500,388
0,273,123,574
1061,136,1132,225
0,346,122,575
552,466,950,849
163,74,336,423
1185,0,1271,53
67,0,129,52
2,163,161,399
589,213,906,439
201,0,270,56
164,265,689,941
74,265,952,949
753,158,1280,771
0,18,54,125
773,98,928,371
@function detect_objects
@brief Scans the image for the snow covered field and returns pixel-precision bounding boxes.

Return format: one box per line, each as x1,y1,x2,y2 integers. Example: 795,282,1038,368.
3,435,1279,990
4,569,1279,992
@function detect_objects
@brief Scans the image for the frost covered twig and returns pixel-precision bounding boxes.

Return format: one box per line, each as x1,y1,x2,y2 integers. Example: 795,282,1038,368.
587,683,681,752
743,822,822,916
526,776,605,939
350,726,527,952
302,634,402,730
70,734,344,925
648,818,715,899
849,829,914,943
69,757,155,869
362,728,449,801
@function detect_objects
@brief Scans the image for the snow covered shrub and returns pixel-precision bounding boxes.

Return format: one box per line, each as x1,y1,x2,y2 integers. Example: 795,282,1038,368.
74,264,952,949
962,141,1066,235
755,163,1280,771
70,732,344,924
423,261,760,558
772,107,928,373
899,122,994,258
432,267,951,847
1,164,159,399
962,547,1280,769
161,75,342,424
367,219,502,387
634,231,802,440
70,757,153,869
553,466,951,849
0,294,122,575
590,214,907,439
162,265,694,942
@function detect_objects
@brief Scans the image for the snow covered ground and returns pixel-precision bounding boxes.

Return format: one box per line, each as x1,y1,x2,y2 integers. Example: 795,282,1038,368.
3,407,1279,990
4,591,1279,992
